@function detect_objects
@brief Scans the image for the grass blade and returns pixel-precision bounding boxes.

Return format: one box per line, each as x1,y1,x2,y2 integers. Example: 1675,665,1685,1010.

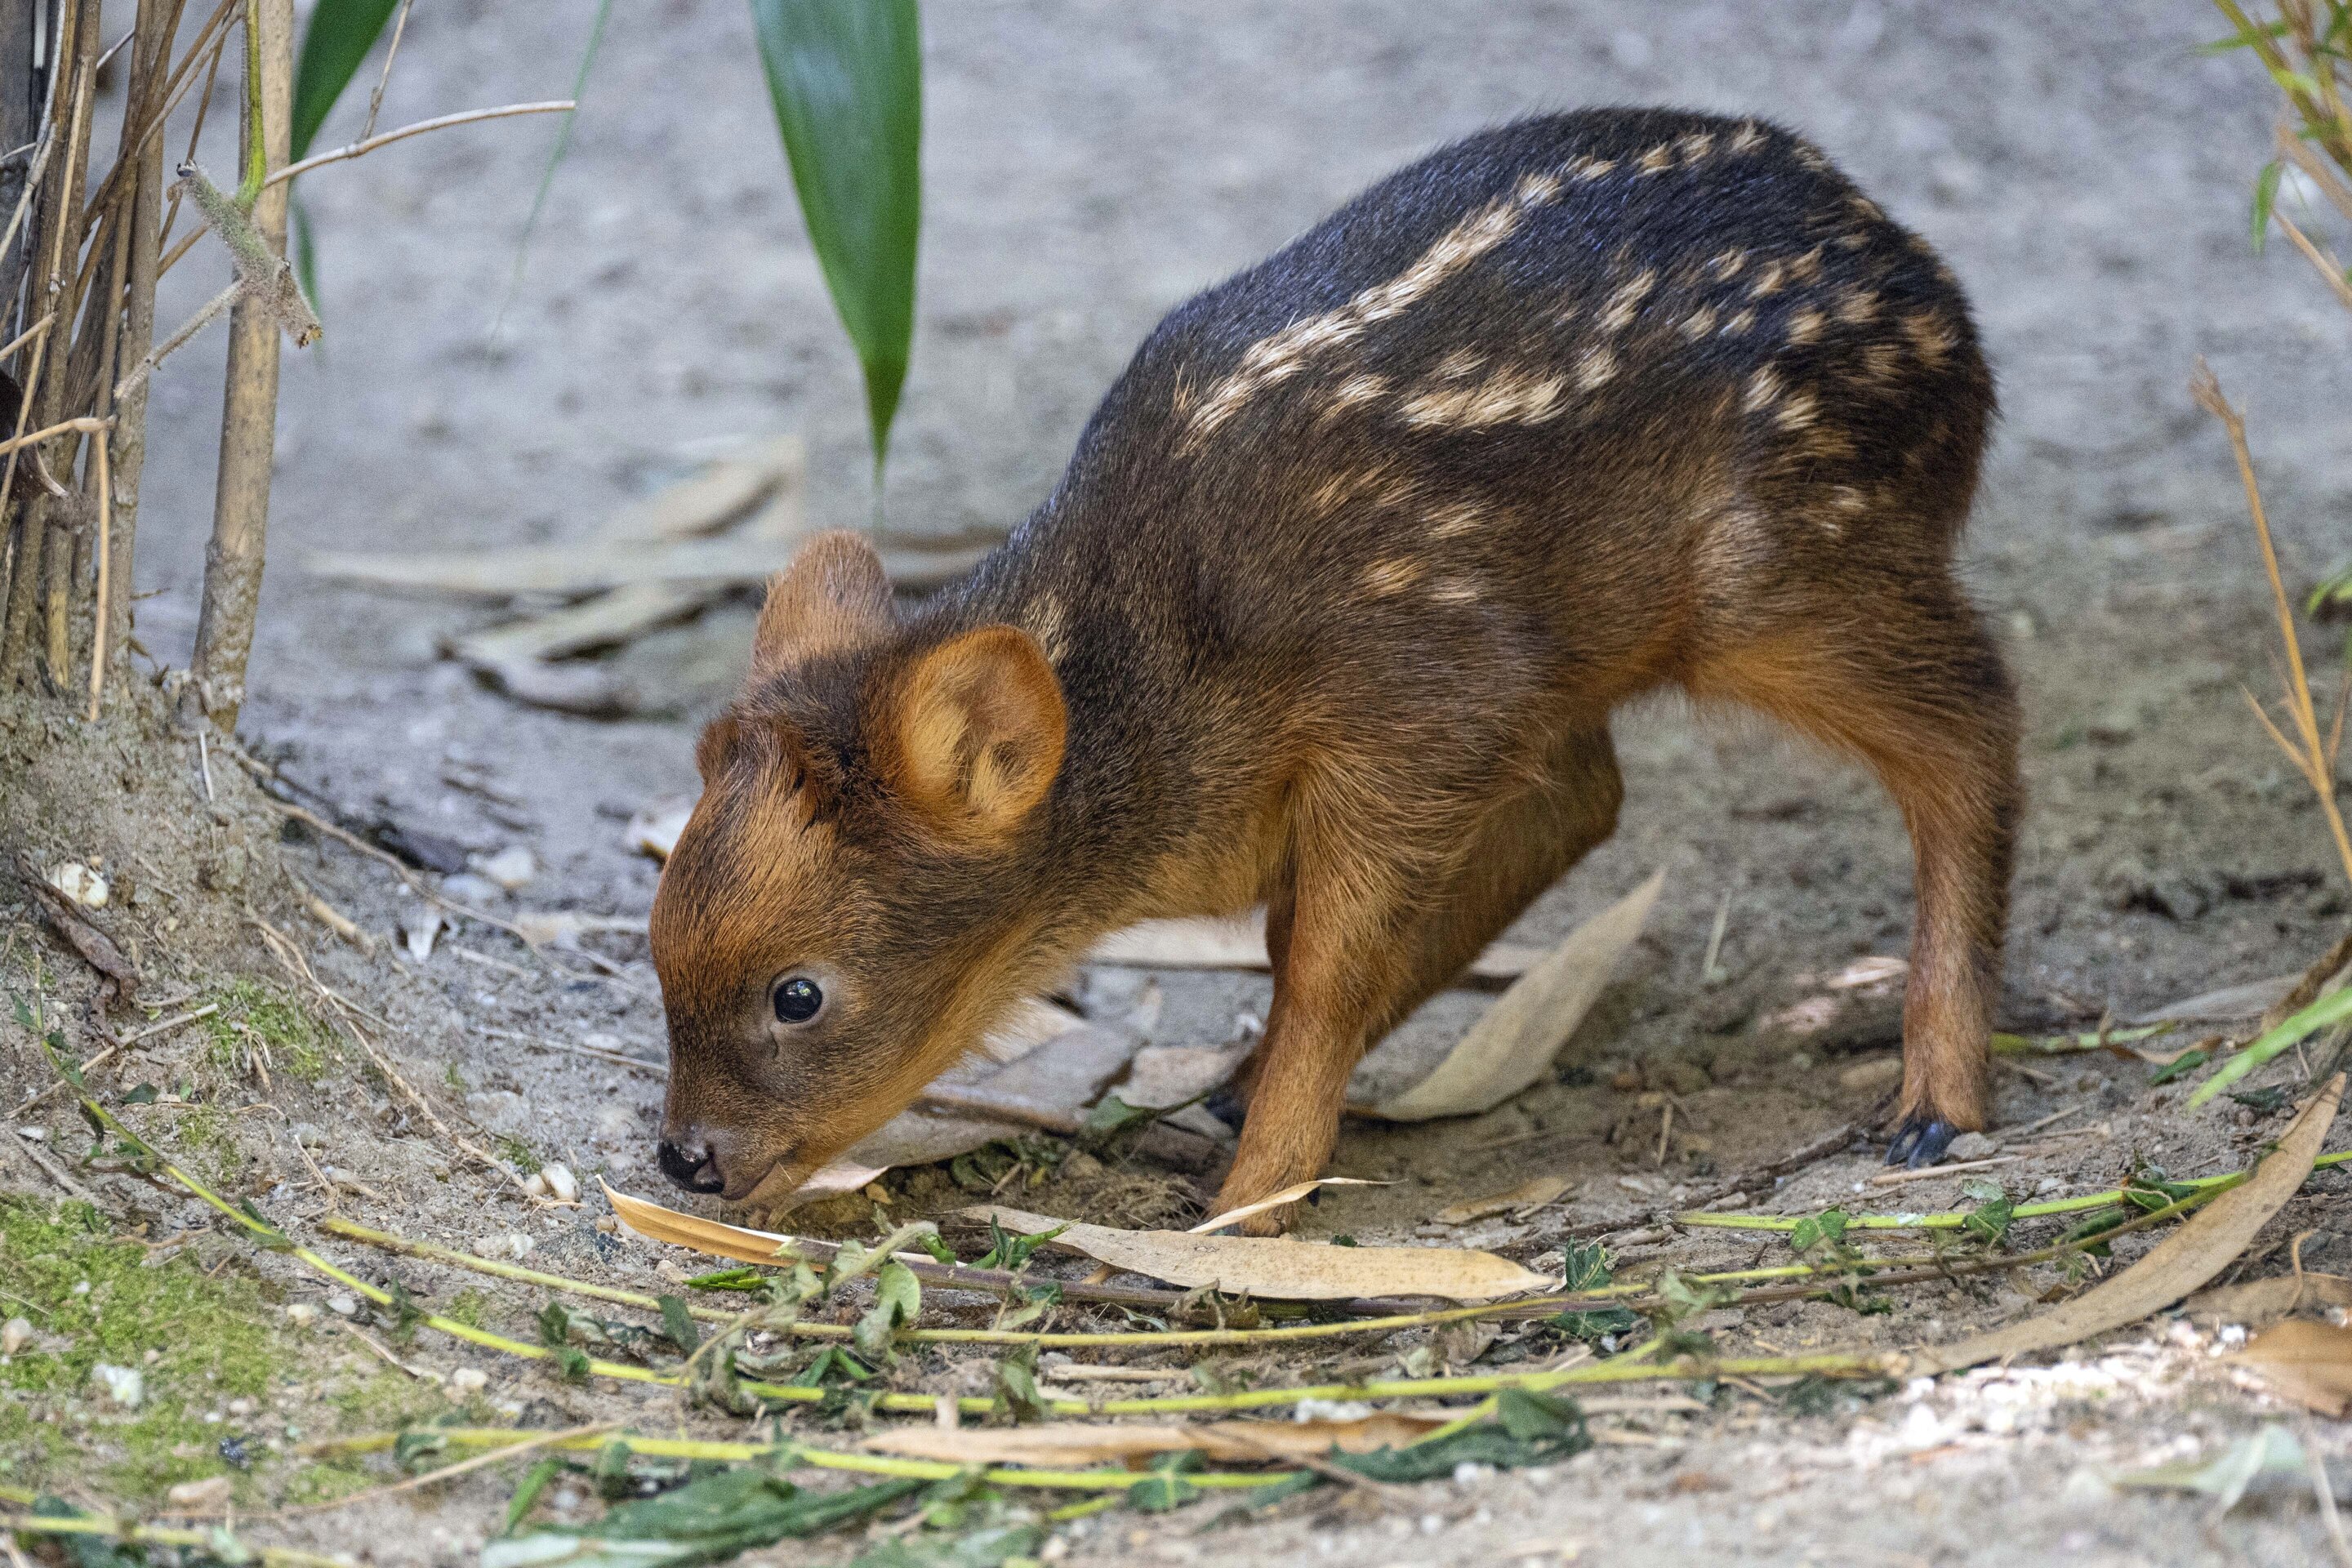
2188,982,2352,1106
749,0,922,472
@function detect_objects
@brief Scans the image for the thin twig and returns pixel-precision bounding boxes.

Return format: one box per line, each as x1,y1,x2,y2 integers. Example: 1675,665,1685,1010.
0,127,51,266
2272,207,2352,311
84,428,109,719
265,100,576,189
359,0,415,143
2189,360,2352,887
112,279,237,403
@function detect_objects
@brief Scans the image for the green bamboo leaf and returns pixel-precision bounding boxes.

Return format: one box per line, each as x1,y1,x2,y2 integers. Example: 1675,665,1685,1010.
749,0,923,471
291,0,403,161
2252,159,2285,253
2187,981,2352,1107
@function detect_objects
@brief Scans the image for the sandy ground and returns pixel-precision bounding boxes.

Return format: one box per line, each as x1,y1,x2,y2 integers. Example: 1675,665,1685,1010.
0,0,2348,1563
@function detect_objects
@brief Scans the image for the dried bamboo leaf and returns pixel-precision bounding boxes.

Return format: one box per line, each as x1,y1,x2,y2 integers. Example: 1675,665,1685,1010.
1189,1178,1385,1235
862,1413,1450,1468
1368,869,1665,1121
964,1204,1553,1302
1905,1073,2344,1375
1435,1174,1573,1226
2232,1318,2352,1416
2186,1272,2352,1330
1088,912,1542,982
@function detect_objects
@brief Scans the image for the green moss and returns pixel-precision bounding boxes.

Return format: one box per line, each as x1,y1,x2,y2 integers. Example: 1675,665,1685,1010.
444,1288,489,1330
201,979,334,1085
169,1102,244,1183
493,1134,542,1175
330,1368,448,1433
0,1198,293,1501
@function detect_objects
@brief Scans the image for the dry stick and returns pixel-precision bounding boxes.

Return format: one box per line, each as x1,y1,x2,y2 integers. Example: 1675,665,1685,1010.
78,0,227,237
0,311,54,365
261,100,577,189
82,425,106,719
156,7,232,256
2189,362,2352,888
37,16,100,693
0,126,52,268
0,37,88,683
359,0,415,141
111,280,237,403
185,0,291,729
2272,207,2352,312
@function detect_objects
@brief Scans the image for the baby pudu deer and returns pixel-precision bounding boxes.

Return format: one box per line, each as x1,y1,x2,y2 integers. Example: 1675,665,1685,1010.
651,109,2020,1232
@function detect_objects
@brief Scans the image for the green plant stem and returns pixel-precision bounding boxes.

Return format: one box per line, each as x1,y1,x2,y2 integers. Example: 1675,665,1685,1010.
1679,1150,2350,1231
318,1214,1918,1350
0,1496,339,1568
2189,983,2352,1107
1991,1022,2173,1056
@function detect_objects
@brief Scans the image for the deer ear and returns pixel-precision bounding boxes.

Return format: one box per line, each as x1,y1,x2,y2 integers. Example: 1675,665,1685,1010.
749,531,894,682
880,626,1066,840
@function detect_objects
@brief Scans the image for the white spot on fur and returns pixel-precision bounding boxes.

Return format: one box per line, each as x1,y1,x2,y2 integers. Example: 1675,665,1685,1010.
1575,345,1618,391
1637,143,1673,176
1787,307,1824,346
1743,366,1782,413
1679,305,1718,341
1598,269,1659,333
1428,499,1489,539
1398,368,1567,429
1362,558,1425,597
1428,577,1482,605
1730,120,1766,155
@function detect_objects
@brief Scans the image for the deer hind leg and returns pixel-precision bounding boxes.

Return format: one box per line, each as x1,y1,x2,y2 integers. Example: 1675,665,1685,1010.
1690,590,2020,1166
1218,725,1622,1231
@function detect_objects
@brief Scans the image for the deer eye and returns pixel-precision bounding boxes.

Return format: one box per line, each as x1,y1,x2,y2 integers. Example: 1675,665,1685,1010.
771,976,824,1025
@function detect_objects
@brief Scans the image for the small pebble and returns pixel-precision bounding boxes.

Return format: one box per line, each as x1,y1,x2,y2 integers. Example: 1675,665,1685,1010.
284,1303,318,1326
325,1294,358,1317
163,1474,232,1510
226,1396,256,1417
1946,1131,2000,1160
46,861,108,909
0,1317,32,1356
539,1163,579,1204
473,845,537,890
90,1362,144,1409
450,1367,488,1394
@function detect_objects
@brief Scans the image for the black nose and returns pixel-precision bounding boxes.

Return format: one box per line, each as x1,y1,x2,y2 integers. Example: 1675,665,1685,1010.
657,1138,724,1194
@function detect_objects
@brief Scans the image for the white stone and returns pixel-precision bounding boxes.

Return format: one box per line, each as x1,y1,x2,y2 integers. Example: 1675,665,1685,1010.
472,845,537,890
91,1362,144,1408
164,1474,232,1509
47,862,107,908
449,1367,488,1394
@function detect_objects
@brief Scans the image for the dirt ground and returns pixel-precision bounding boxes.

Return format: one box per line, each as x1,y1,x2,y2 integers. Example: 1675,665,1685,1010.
1,1,2350,1563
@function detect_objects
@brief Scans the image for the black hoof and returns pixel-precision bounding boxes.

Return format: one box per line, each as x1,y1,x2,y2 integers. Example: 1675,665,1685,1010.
1884,1117,1959,1169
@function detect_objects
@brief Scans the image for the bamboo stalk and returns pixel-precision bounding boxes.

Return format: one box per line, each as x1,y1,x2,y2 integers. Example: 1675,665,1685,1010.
83,422,105,718
185,0,290,728
0,3,88,684
103,0,175,660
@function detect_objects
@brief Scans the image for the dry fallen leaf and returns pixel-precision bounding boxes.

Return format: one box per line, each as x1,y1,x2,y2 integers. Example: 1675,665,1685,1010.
966,1203,1553,1302
604,1183,800,1267
1089,911,1544,982
1436,1174,1573,1226
863,1412,1449,1467
1906,1072,2343,1375
2185,1272,2352,1330
1189,1177,1387,1234
1368,869,1665,1121
2233,1318,2352,1416
625,796,695,862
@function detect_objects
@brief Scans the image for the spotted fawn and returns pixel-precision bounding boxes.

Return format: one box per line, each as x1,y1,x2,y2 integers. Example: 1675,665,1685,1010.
650,108,2020,1231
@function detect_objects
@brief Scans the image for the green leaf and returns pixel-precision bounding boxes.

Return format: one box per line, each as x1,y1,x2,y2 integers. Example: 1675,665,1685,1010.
1544,1305,1638,1343
486,1467,924,1568
2189,980,2352,1106
789,1346,875,1388
853,1260,921,1361
1079,1093,1158,1142
914,1231,960,1265
2253,159,2284,253
291,0,404,162
118,1083,158,1106
1788,1209,1851,1255
852,1521,1045,1567
2149,1048,2211,1086
974,1218,1062,1272
658,1294,702,1357
1333,1390,1590,1483
991,1344,1050,1423
501,1454,564,1538
1126,1450,1204,1512
685,1267,772,1292
1559,1240,1612,1292
749,0,924,470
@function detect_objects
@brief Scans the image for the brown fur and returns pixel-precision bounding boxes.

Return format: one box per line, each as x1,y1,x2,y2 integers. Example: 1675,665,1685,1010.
648,109,2020,1228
